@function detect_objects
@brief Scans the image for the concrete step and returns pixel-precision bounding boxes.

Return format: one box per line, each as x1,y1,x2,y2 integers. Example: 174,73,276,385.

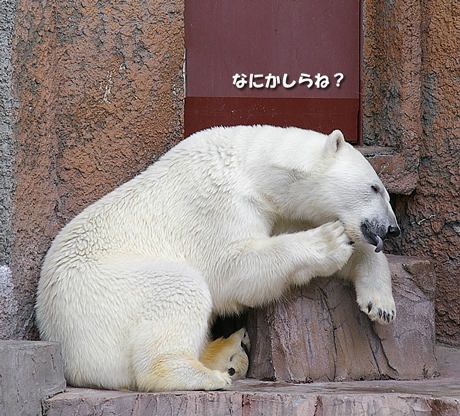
0,341,65,416
44,345,460,416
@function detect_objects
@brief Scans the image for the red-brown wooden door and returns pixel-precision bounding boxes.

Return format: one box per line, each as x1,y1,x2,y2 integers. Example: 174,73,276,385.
185,0,361,143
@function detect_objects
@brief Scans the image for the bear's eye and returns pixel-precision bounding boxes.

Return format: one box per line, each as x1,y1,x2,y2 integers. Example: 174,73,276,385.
371,184,380,193
228,368,236,376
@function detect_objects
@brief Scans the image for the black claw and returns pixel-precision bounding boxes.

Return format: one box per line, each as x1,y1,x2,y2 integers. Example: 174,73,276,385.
387,314,391,323
378,308,383,318
241,341,249,357
383,311,387,320
367,301,373,313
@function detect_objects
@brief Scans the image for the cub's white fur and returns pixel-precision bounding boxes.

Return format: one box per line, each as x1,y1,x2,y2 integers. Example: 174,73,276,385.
200,328,250,381
36,126,399,391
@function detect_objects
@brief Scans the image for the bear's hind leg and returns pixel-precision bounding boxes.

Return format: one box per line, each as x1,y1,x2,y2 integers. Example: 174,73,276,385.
137,354,232,392
128,261,232,391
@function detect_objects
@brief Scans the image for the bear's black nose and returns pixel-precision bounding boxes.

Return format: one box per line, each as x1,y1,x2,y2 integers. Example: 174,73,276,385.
387,225,400,238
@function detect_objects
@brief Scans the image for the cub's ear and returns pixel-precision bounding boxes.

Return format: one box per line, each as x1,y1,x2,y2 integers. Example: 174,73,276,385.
323,130,345,158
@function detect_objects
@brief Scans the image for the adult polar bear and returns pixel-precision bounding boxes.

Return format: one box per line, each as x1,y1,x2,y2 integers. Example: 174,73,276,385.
36,125,400,392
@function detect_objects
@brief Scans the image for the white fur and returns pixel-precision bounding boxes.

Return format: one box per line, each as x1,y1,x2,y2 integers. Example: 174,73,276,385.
36,125,398,391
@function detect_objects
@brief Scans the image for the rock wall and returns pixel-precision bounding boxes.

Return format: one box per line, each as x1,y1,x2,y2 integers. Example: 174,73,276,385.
0,0,17,338
2,0,184,339
407,0,460,346
362,0,460,346
1,0,460,348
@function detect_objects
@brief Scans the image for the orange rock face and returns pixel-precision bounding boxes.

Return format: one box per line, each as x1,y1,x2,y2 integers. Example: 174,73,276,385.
9,0,184,339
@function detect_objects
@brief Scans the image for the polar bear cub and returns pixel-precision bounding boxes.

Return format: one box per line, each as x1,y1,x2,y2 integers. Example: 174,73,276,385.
36,125,400,391
200,328,250,380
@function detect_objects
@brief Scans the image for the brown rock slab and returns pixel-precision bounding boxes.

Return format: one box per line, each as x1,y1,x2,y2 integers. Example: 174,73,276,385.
44,346,460,416
247,254,436,382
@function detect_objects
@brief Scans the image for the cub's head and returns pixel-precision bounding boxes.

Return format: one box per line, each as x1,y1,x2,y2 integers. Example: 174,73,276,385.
199,328,250,381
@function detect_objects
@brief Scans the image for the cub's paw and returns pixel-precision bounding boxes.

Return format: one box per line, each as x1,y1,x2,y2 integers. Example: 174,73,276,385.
200,328,250,381
204,370,232,391
313,221,354,277
357,292,396,325
239,328,250,356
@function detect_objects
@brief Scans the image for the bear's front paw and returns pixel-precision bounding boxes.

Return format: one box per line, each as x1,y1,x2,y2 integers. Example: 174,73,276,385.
313,221,354,277
357,292,396,325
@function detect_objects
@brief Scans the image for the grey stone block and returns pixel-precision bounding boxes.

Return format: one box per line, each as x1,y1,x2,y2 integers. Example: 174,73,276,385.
0,341,66,416
247,254,437,382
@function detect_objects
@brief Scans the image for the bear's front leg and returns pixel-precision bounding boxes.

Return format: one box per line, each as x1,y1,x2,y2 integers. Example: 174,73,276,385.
217,221,354,309
338,242,396,324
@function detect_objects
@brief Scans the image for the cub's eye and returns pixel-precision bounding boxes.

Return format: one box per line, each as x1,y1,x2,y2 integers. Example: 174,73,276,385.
371,184,380,193
228,368,236,376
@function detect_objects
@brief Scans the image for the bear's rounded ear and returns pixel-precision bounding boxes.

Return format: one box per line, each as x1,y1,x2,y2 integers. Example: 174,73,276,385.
323,130,345,158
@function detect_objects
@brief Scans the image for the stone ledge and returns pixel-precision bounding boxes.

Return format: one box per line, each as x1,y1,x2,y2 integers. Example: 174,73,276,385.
0,341,66,416
358,146,418,195
247,255,436,383
44,346,460,416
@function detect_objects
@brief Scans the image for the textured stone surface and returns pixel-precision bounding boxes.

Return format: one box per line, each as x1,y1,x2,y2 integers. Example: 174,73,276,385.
43,390,460,416
0,265,19,338
2,0,184,340
359,147,418,196
247,255,436,382
362,0,421,170
0,0,458,359
362,0,460,347
0,341,66,416
0,0,16,267
44,346,460,416
397,1,460,347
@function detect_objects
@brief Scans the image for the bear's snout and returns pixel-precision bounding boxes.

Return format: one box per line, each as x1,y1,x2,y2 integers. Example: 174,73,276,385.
386,225,400,238
361,221,400,253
